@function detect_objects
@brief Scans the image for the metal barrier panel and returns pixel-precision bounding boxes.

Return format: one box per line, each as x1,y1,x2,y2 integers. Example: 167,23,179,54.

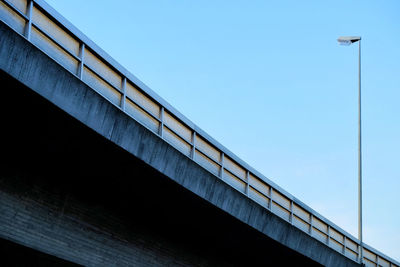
364,248,378,267
195,148,220,176
32,5,79,56
1,1,398,266
82,66,122,106
125,97,160,134
126,81,160,118
195,135,221,163
224,156,246,180
7,0,26,14
248,186,270,208
223,169,246,193
163,126,192,156
164,111,192,143
84,48,122,90
292,203,311,232
0,1,26,34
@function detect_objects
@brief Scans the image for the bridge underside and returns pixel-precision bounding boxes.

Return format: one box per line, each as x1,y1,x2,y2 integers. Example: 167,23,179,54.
0,70,322,266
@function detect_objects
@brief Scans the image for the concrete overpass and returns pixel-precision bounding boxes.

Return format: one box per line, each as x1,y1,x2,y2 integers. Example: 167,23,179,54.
0,0,398,266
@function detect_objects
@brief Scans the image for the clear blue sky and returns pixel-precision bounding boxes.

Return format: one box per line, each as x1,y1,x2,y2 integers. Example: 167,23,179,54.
46,0,400,260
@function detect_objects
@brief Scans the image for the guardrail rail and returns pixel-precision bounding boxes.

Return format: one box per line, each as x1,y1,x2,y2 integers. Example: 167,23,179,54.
0,1,398,266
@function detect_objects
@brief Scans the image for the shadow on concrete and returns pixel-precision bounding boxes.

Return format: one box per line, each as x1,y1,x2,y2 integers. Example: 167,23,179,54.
0,237,81,267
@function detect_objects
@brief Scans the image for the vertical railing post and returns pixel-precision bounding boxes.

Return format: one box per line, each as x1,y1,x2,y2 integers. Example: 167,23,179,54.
245,171,250,196
358,243,363,265
159,106,164,138
219,153,224,178
327,225,331,245
190,131,196,160
268,187,273,210
24,0,33,40
121,77,126,111
309,214,314,236
343,236,347,255
289,200,294,224
78,43,85,79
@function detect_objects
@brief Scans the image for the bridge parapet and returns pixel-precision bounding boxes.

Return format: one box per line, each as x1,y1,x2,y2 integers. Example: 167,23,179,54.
0,1,398,266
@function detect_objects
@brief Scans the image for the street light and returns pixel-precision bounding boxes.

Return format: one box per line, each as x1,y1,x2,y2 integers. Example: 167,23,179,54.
337,36,363,264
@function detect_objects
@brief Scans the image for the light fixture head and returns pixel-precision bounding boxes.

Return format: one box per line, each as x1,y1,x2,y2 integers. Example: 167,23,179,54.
337,36,361,46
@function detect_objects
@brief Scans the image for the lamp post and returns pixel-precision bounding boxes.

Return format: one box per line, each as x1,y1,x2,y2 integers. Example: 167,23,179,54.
337,36,363,264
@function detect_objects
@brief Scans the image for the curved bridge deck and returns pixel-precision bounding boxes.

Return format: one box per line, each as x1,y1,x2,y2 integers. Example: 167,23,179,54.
0,1,398,266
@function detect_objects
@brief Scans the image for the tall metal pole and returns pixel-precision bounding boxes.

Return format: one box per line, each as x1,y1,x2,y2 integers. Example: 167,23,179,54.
338,35,363,264
358,38,363,264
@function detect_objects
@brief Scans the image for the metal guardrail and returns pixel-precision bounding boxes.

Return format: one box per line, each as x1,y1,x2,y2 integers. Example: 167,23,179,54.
0,0,398,266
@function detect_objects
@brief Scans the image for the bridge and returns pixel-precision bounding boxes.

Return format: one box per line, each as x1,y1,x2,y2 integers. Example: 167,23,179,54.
0,0,398,266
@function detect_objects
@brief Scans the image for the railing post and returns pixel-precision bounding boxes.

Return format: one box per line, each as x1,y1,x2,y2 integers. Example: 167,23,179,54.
289,200,294,224
191,131,196,160
219,153,224,178
268,187,273,210
78,43,85,79
159,106,164,138
121,77,126,111
245,171,250,196
24,0,33,40
327,225,331,245
343,236,347,255
359,242,363,265
309,214,314,236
